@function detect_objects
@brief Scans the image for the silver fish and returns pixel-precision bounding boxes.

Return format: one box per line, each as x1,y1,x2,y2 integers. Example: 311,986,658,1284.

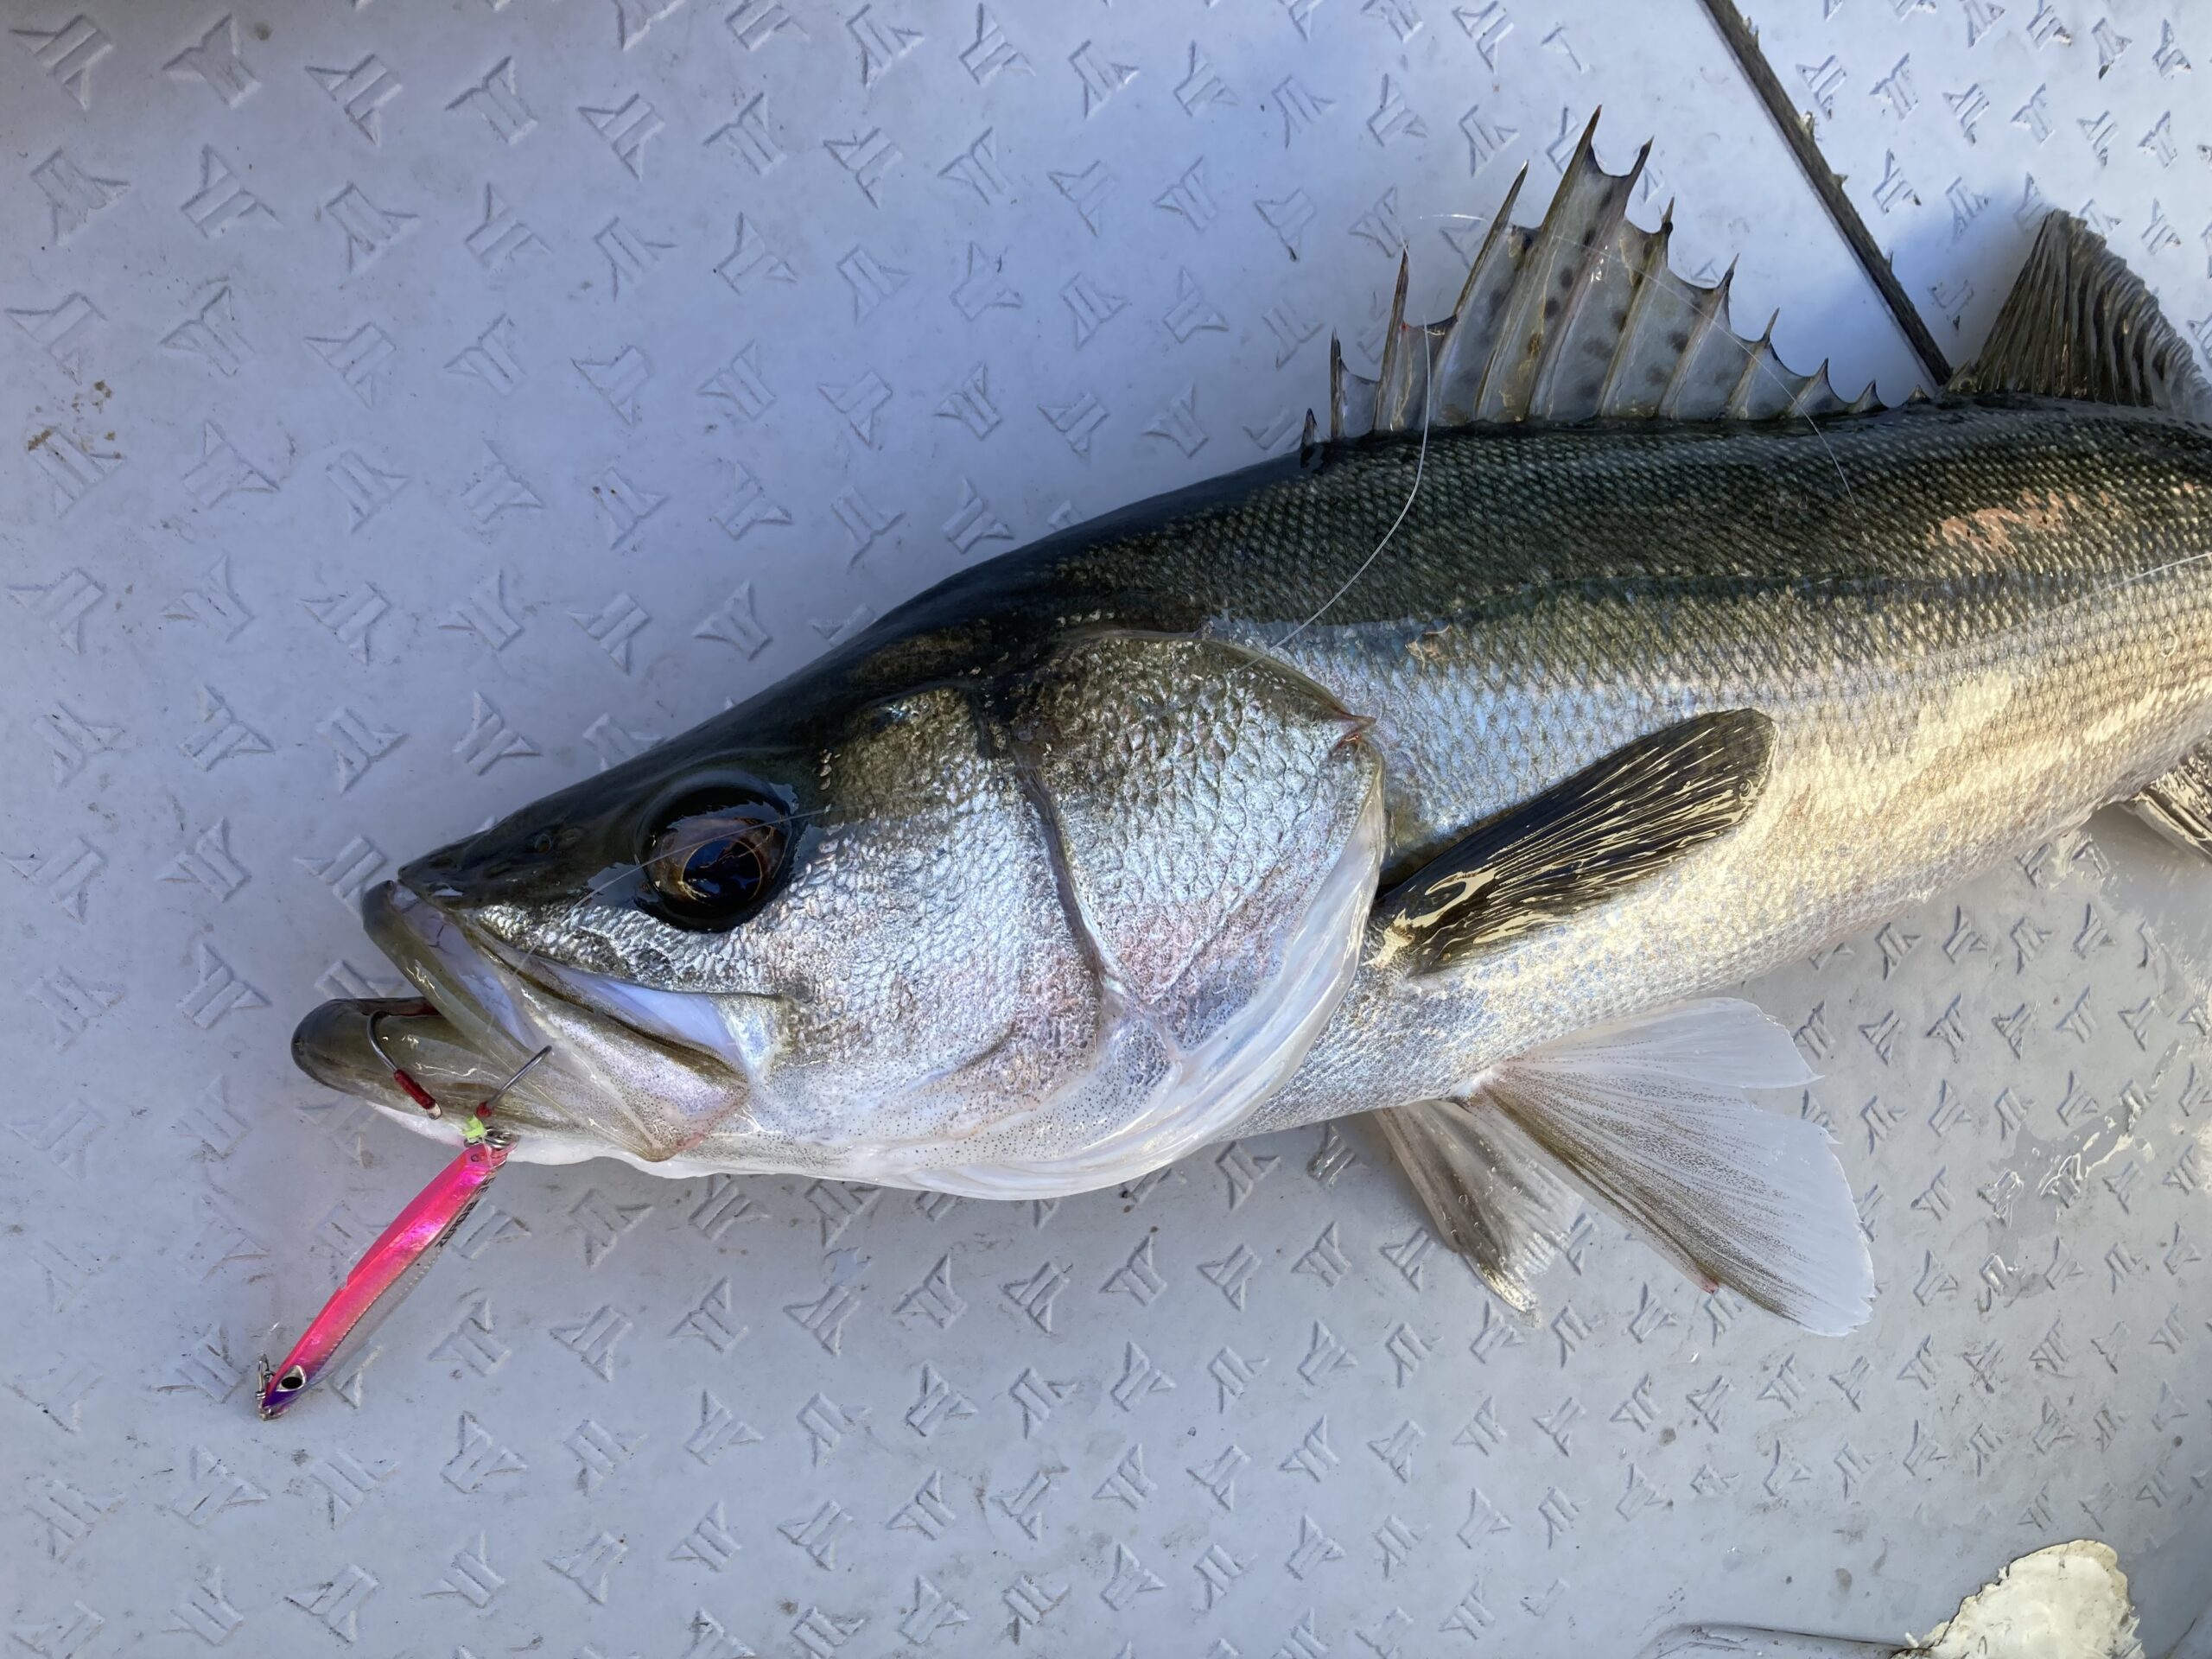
292,124,2212,1338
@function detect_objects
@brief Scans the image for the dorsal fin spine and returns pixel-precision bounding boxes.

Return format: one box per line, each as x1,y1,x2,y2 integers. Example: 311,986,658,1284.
1472,124,1593,420
1447,165,1529,316
1433,165,1530,422
1594,210,1676,416
1726,339,1767,420
1377,253,1409,387
1344,110,1913,435
1327,334,1346,441
1656,267,1732,421
1721,310,1783,419
1523,145,1645,418
1784,359,1834,420
1371,252,1416,431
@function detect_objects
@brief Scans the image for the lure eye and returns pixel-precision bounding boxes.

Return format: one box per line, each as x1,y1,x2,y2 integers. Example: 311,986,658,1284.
639,789,791,931
276,1365,307,1392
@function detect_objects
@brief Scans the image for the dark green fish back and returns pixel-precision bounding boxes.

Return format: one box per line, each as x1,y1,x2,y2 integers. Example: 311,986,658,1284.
851,399,2211,667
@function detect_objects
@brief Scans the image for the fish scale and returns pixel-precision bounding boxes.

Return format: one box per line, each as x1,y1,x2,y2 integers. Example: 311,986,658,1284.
821,397,2212,895
1252,427,2212,1094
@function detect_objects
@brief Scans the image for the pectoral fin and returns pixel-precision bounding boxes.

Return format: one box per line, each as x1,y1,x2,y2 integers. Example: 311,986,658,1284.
1372,709,1774,976
2125,740,2212,861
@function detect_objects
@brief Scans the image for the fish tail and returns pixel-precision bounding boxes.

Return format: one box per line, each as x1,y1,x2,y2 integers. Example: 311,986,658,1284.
1372,997,1873,1335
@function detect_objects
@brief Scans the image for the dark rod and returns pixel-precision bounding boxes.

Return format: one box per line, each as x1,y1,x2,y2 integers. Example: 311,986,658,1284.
1696,0,1955,387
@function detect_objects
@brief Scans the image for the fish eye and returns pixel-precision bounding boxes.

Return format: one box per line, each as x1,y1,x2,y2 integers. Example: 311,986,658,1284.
639,788,791,931
276,1365,306,1392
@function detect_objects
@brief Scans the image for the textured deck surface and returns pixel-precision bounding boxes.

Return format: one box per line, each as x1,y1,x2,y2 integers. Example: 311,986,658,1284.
3,1,2209,1655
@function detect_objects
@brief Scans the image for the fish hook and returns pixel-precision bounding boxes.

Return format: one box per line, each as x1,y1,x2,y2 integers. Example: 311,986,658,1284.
471,1046,550,1145
365,1004,444,1118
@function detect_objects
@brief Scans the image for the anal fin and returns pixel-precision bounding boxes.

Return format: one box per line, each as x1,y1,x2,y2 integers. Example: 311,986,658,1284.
1375,998,1873,1335
2126,739,2212,860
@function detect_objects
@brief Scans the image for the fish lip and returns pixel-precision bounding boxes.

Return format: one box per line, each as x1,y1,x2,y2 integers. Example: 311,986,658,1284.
286,881,543,1123
364,879,594,1023
340,880,758,1169
359,880,533,1062
365,879,753,1073
339,880,610,1122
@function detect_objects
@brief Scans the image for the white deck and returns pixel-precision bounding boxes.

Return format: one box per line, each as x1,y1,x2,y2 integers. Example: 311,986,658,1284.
3,1,2209,1653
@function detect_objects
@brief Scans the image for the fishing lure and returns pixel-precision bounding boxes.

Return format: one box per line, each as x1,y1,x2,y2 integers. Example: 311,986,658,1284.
257,1026,549,1419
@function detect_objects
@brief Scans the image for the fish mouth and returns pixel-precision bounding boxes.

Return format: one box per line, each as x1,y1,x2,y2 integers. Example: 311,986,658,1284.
291,881,752,1164
289,996,513,1134
289,881,575,1146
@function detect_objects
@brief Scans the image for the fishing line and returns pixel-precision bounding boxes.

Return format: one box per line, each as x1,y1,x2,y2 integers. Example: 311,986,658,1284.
2091,545,2212,598
585,337,1438,906
1403,204,2207,656
556,189,2018,910
1272,315,1437,652
1270,192,1870,648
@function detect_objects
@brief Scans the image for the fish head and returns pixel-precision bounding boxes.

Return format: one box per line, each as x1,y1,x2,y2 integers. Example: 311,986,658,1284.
293,629,1387,1192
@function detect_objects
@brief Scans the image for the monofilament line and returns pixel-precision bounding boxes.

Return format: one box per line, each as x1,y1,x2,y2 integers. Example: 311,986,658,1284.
1272,321,1437,655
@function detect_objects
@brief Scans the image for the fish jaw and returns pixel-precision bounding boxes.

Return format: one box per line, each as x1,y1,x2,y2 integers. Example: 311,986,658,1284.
289,997,507,1147
289,881,755,1168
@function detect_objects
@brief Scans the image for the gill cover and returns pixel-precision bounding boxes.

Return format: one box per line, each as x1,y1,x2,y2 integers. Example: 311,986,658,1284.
908,631,1387,1194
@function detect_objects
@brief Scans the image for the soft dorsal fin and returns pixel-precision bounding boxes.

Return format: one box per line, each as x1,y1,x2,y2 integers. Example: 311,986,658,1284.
1949,212,2212,418
1331,111,1878,438
1371,709,1774,976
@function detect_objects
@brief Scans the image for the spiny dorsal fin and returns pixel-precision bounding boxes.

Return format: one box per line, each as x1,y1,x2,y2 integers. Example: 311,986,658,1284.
1371,709,1775,976
1332,111,1876,439
1949,211,2212,419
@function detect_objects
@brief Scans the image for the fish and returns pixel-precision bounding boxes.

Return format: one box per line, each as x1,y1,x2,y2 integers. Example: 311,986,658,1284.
288,118,2212,1353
